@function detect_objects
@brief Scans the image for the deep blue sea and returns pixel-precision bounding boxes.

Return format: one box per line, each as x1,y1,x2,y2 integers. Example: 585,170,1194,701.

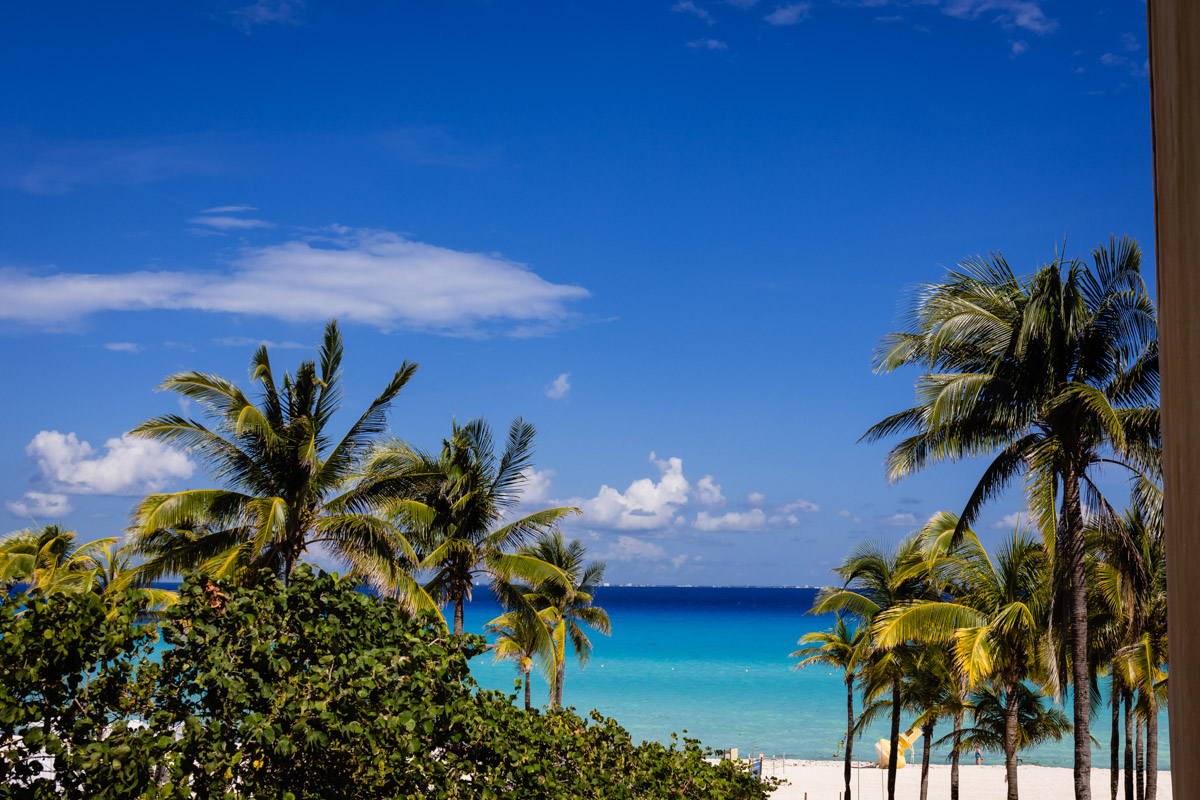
460,587,1170,769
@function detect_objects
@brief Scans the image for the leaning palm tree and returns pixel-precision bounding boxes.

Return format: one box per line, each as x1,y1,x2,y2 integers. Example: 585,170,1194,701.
90,541,178,619
487,609,553,710
0,525,113,595
516,531,610,709
812,535,935,800
864,237,1160,800
874,527,1052,800
791,616,867,800
127,321,433,614
361,418,578,636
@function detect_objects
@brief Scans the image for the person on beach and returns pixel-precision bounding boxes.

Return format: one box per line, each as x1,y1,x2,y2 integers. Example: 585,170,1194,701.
975,748,982,766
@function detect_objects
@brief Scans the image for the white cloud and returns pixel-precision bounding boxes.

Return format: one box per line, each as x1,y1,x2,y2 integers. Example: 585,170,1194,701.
940,0,1057,35
1010,40,1029,57
201,205,257,213
671,553,689,569
695,475,725,506
519,468,555,505
726,0,759,6
1121,33,1139,51
567,452,689,530
230,0,304,32
992,511,1033,530
687,38,728,50
104,342,141,353
608,535,667,561
545,372,571,400
885,512,918,527
838,509,851,518
6,491,72,518
212,336,311,349
673,0,715,25
187,215,274,230
24,431,194,495
694,508,768,531
764,2,811,25
747,491,766,504
781,499,819,513
0,227,590,335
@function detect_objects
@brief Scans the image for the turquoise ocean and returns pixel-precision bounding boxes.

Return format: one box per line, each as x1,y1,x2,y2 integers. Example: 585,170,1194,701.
461,586,1170,770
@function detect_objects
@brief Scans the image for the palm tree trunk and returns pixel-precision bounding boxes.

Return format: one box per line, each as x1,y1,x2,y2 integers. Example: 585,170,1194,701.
888,675,901,800
1146,701,1157,800
951,710,963,800
1061,463,1092,800
453,595,464,637
1124,692,1134,800
524,666,531,711
919,721,934,800
1111,681,1121,800
554,656,564,709
1136,718,1144,800
1005,682,1020,800
845,679,854,800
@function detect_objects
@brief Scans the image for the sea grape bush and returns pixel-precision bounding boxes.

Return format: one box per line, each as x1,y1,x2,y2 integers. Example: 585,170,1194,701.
0,567,775,799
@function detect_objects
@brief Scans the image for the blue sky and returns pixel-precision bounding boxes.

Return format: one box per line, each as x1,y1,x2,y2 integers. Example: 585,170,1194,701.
0,0,1154,584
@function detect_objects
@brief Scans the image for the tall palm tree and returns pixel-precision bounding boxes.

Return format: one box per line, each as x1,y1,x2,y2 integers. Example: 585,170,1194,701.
812,535,935,800
515,531,610,709
874,528,1051,800
791,615,868,800
486,609,553,710
864,237,1160,800
361,418,578,636
127,321,433,613
0,525,113,595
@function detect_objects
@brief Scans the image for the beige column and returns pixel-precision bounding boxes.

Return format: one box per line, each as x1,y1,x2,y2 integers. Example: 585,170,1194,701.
1148,0,1200,794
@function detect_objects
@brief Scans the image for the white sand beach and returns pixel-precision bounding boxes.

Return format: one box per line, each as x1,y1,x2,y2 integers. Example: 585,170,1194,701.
758,760,1172,799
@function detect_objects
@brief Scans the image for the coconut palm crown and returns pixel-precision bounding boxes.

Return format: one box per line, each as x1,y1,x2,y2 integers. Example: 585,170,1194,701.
126,321,432,613
362,418,579,635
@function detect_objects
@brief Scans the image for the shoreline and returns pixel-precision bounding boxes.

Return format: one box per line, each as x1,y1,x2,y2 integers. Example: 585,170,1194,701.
745,758,1173,799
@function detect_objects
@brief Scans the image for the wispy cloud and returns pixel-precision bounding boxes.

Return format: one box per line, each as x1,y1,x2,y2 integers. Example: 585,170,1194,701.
545,372,571,400
1100,51,1149,78
694,508,768,531
103,342,142,353
0,226,590,336
6,491,72,518
687,38,728,50
764,2,812,25
201,204,257,214
1010,40,1029,57
939,0,1057,35
781,499,819,513
212,336,311,349
885,512,917,527
1121,32,1139,51
605,535,667,562
992,510,1033,530
673,0,715,25
187,215,275,230
230,0,304,33
6,137,217,195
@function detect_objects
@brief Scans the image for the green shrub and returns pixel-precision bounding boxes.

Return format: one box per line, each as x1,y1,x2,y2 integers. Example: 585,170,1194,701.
0,567,774,799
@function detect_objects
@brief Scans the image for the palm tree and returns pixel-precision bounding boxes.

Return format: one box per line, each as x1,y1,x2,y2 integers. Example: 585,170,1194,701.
864,237,1160,800
361,418,578,636
515,531,610,709
791,616,868,800
126,321,433,613
857,646,957,800
812,535,935,800
945,683,1073,762
90,541,179,619
486,609,552,710
0,525,113,595
874,528,1051,800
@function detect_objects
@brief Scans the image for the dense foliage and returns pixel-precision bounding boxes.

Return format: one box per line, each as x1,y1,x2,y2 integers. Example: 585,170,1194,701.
0,567,773,800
